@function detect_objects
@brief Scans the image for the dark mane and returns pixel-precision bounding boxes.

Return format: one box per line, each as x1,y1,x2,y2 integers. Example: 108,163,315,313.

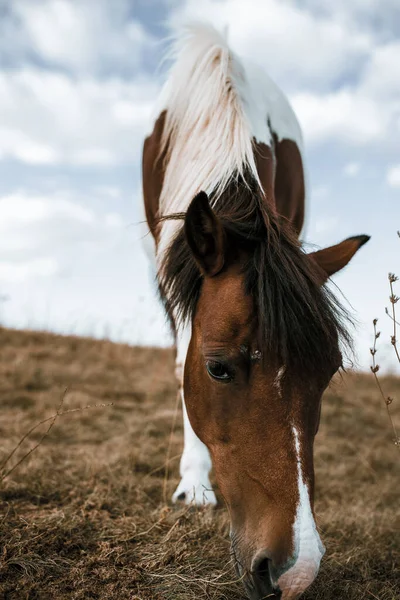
159,176,352,374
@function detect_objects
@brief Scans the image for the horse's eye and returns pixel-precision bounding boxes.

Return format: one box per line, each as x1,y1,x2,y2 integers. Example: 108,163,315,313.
206,360,233,382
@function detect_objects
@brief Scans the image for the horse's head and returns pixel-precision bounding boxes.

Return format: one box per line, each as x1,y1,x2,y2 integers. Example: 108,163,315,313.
164,190,368,600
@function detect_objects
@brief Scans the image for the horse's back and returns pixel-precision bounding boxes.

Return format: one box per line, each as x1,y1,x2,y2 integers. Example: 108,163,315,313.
240,58,303,150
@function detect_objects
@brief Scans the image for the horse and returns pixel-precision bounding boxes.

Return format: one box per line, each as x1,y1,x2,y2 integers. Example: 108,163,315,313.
141,23,369,600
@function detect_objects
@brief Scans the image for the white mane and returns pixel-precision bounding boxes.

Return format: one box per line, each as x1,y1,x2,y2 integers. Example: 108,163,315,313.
158,23,263,217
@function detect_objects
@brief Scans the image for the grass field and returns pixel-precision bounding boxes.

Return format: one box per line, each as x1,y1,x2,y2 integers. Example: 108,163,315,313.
0,326,399,600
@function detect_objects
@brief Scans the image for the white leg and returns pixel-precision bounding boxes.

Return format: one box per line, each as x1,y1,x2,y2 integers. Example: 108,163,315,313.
172,326,217,506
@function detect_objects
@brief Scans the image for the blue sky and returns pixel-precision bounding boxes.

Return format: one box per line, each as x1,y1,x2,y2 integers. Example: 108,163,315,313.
0,0,399,371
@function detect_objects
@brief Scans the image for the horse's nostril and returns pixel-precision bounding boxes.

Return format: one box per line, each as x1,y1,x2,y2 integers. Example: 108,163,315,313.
253,556,271,582
250,553,282,598
177,492,186,501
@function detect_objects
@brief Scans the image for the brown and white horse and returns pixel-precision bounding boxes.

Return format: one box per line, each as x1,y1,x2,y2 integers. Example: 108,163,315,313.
141,24,369,600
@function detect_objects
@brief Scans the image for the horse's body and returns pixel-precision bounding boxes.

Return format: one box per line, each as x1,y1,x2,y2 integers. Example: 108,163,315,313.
141,24,368,600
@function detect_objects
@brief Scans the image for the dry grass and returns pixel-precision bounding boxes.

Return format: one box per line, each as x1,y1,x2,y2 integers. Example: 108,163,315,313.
0,326,399,600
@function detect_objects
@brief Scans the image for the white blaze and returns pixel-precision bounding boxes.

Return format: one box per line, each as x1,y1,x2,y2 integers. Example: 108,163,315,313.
273,365,286,397
274,427,325,599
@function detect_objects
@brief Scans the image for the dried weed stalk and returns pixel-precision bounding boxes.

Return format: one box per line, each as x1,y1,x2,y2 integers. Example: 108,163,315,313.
370,235,400,449
0,388,114,481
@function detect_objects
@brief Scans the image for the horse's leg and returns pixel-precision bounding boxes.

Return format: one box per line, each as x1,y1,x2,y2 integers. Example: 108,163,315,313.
172,326,217,505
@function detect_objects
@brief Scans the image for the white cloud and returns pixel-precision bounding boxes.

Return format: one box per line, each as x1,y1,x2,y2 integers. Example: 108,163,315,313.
93,186,122,200
0,193,93,229
3,0,154,75
307,214,340,245
294,0,400,37
0,190,126,282
104,213,124,228
0,2,158,167
291,89,392,146
312,185,330,199
343,162,360,177
0,129,61,165
288,39,400,148
0,258,59,283
0,69,158,166
0,0,397,162
386,165,400,188
171,1,399,153
314,216,339,236
361,41,400,99
171,0,373,90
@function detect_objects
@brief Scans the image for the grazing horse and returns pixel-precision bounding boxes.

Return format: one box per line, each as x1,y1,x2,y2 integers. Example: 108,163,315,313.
141,24,369,600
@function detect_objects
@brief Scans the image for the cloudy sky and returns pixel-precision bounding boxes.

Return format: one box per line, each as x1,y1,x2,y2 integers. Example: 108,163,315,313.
0,0,399,371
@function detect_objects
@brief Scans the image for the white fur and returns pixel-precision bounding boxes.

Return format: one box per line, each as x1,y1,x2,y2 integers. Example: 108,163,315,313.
172,325,216,505
172,396,216,505
274,427,325,599
156,24,261,259
238,58,303,148
273,365,286,397
159,24,262,212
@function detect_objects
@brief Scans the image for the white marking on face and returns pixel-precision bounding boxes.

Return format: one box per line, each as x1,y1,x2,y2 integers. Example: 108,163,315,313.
273,365,286,396
273,426,325,599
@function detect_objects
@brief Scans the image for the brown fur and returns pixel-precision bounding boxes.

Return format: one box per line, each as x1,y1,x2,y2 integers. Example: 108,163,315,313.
142,116,306,241
273,137,305,236
142,110,168,242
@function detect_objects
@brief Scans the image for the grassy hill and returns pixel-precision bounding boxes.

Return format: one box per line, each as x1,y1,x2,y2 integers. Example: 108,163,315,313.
0,327,398,599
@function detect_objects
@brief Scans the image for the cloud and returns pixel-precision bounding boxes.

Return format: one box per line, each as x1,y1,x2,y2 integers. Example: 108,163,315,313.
171,0,373,90
0,69,158,166
314,216,339,236
0,190,125,282
93,186,122,200
0,258,59,283
171,1,399,155
0,0,396,165
361,41,400,99
297,0,400,43
343,162,360,177
386,165,400,188
312,185,330,199
0,2,158,168
290,42,400,149
1,0,155,76
290,89,388,145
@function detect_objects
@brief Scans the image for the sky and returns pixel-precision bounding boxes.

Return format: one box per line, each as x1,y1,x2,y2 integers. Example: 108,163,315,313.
0,0,399,371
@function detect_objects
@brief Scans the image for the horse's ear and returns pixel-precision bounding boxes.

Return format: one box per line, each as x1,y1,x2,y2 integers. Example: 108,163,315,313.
309,235,370,283
185,191,226,276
